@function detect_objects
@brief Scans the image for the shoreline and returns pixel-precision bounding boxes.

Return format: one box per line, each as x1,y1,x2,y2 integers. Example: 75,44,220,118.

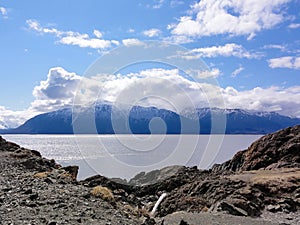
0,125,299,224
1,134,262,181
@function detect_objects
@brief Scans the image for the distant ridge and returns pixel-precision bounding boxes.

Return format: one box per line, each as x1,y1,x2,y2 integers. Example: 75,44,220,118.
1,104,299,134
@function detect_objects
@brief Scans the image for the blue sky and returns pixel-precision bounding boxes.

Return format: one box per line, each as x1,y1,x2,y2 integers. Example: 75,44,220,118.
0,0,300,128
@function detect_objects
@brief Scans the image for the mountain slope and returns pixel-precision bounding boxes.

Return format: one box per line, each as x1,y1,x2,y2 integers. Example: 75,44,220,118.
181,108,300,134
4,108,74,134
1,105,299,134
2,105,183,134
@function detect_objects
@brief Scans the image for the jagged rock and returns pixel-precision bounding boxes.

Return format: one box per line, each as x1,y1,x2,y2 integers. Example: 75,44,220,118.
129,165,184,186
212,125,300,173
141,216,156,225
216,201,248,216
0,136,20,151
267,204,282,212
81,174,134,193
47,221,57,225
224,197,261,216
44,177,55,184
179,219,189,225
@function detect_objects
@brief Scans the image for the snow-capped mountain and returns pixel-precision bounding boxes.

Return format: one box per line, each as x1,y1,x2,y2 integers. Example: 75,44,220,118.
181,107,285,119
1,105,299,134
181,107,300,134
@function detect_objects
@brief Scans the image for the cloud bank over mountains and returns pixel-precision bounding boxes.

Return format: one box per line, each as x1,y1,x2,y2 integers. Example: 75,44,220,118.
1,66,299,128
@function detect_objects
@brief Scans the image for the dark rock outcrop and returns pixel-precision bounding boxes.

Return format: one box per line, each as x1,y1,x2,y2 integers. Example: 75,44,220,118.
212,125,300,173
113,126,300,219
0,135,142,224
0,135,20,151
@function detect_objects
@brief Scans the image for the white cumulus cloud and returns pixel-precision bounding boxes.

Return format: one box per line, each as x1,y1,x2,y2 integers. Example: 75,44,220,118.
263,44,287,52
231,66,244,77
0,6,8,19
0,106,36,128
196,68,221,79
222,86,300,118
31,67,82,112
288,23,300,29
127,28,135,33
170,0,291,41
26,19,119,49
143,28,161,37
93,29,103,38
268,56,300,69
151,0,165,9
170,1,184,7
122,38,144,47
59,36,115,49
191,43,259,59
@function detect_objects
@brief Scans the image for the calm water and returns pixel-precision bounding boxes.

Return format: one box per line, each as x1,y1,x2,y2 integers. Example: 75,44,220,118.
3,134,261,180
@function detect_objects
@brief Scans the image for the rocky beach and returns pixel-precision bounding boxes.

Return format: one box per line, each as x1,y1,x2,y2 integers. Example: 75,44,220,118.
0,125,299,224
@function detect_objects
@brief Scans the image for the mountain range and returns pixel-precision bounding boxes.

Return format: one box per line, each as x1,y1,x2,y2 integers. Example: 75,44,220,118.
0,104,299,134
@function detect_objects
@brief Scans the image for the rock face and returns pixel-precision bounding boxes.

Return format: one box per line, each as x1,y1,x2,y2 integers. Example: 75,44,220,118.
153,126,300,218
0,125,300,224
212,125,300,173
0,135,20,151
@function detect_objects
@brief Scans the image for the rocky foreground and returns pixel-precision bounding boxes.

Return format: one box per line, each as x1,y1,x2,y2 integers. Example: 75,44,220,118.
0,126,300,224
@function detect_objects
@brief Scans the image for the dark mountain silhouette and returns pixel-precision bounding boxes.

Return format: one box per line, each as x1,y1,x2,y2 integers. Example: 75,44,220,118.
1,105,299,134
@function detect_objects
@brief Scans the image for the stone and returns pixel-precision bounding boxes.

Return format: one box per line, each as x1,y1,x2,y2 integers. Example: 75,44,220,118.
48,221,57,225
44,177,55,184
29,193,38,201
23,189,33,195
142,217,156,225
267,204,282,212
217,201,248,216
179,219,189,225
30,149,42,157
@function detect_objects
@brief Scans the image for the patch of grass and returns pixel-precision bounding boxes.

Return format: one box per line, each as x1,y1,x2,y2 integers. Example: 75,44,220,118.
138,207,150,217
33,172,49,178
91,186,114,201
123,204,150,217
58,172,73,179
229,168,300,193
